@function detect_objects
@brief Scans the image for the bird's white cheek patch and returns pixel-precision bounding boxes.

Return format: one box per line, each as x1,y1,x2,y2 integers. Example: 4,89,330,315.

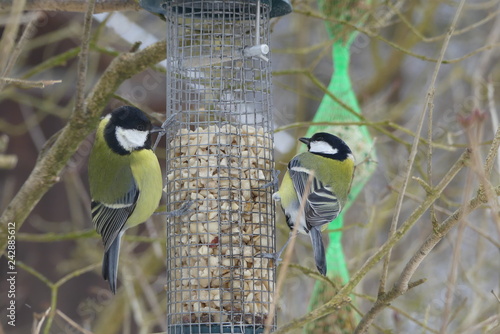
309,141,338,155
116,127,148,151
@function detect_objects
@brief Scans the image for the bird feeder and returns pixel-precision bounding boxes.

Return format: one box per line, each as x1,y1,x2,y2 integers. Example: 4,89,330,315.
140,0,291,333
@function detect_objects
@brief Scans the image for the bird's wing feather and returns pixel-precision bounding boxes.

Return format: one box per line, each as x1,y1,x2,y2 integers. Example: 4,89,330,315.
309,226,327,275
92,184,139,252
305,185,340,228
288,158,341,230
287,158,311,200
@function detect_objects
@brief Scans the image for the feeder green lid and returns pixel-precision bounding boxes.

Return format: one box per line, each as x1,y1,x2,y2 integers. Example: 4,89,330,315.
139,0,292,18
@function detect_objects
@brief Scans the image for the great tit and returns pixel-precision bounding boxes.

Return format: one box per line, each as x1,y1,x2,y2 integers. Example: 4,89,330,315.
272,132,355,275
88,106,162,293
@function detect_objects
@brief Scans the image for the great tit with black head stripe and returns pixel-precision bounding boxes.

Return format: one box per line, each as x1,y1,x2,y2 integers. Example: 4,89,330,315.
269,132,355,275
88,106,162,293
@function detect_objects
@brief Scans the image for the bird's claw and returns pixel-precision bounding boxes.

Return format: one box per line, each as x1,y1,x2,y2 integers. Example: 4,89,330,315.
161,112,179,131
152,113,180,151
154,200,194,217
259,169,280,191
254,252,282,264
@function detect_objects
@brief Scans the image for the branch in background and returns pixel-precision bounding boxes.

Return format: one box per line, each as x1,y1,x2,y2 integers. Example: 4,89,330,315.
0,134,17,169
43,2,98,331
471,2,500,111
0,0,26,75
0,77,62,88
0,40,167,254
74,0,95,115
0,0,140,13
354,185,500,334
0,155,17,169
353,113,500,334
379,0,466,296
0,10,39,92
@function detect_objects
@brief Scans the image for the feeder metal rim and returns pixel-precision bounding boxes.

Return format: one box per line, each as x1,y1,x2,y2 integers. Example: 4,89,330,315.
139,0,292,18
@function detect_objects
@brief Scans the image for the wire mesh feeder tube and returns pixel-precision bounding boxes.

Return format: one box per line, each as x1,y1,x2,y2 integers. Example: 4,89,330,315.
165,1,276,333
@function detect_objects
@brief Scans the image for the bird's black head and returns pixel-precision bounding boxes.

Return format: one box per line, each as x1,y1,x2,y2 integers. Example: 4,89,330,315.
299,132,353,160
104,106,153,155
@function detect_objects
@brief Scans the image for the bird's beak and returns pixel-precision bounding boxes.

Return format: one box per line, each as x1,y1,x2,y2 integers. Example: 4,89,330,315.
299,137,310,145
150,126,164,134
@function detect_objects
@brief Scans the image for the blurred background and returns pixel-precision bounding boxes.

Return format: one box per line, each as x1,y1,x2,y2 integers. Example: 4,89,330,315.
1,0,499,333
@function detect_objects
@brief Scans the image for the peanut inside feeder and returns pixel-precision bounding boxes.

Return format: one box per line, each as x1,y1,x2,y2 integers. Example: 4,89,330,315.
166,124,275,328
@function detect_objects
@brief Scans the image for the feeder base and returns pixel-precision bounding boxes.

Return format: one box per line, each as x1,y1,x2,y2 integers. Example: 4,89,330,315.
169,324,267,334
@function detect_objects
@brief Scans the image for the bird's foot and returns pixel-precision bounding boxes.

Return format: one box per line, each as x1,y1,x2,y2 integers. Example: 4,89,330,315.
254,252,283,265
154,200,194,217
259,169,280,191
151,112,181,150
160,112,180,131
255,234,293,265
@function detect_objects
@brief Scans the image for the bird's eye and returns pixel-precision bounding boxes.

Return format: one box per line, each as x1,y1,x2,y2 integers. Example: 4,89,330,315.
137,125,145,131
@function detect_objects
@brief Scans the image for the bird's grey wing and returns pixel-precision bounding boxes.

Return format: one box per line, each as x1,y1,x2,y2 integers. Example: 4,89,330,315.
91,183,139,252
288,158,340,230
305,184,340,229
287,157,311,200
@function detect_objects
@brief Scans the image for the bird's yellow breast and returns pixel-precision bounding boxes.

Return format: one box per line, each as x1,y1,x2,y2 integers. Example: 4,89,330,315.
126,149,163,227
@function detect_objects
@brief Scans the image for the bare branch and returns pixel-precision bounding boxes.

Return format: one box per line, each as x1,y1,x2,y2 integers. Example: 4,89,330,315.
353,184,500,334
0,154,17,169
74,0,95,115
0,0,140,13
0,0,26,74
0,11,39,92
379,0,466,297
0,77,62,88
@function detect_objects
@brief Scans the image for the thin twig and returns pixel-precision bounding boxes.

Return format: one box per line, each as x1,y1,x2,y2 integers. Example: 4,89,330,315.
353,184,500,334
388,1,500,43
0,0,140,13
56,310,95,334
439,190,470,333
54,262,100,288
0,0,26,78
0,77,62,88
0,11,39,92
44,0,95,328
32,307,51,334
20,47,81,79
74,0,96,116
378,0,466,297
492,290,500,303
274,120,458,151
352,292,439,334
486,79,500,171
16,229,164,243
462,315,500,334
466,222,500,249
471,2,500,111
293,7,500,65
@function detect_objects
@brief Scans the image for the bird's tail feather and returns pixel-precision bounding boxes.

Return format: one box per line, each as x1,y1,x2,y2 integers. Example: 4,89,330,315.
102,232,122,294
310,227,327,275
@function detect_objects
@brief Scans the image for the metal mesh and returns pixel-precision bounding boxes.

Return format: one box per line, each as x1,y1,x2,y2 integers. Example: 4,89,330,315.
164,1,275,333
